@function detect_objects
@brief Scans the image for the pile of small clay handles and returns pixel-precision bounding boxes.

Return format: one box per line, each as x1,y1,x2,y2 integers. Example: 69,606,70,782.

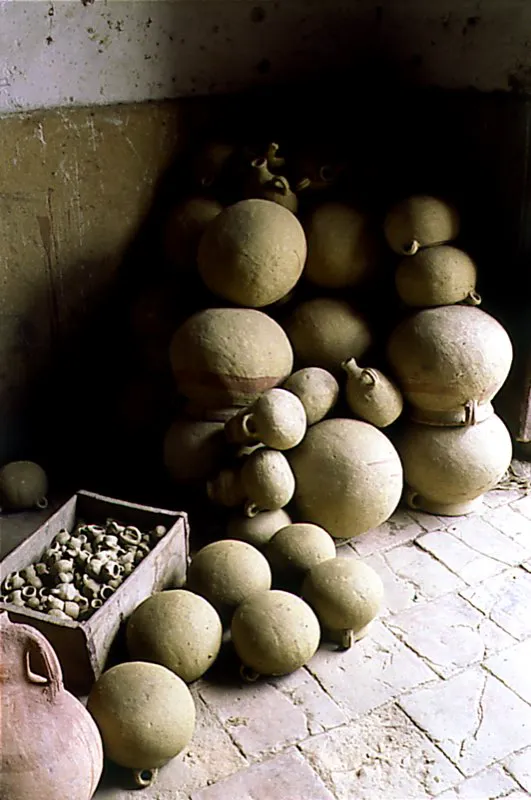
0,518,167,621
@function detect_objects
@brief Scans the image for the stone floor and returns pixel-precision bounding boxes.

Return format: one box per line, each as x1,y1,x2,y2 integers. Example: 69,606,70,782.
3,478,531,799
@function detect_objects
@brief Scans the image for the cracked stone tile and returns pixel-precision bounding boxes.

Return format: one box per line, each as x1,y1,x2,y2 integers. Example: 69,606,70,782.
299,702,461,800
307,621,437,718
460,568,531,640
407,509,454,532
399,668,531,776
383,543,466,604
521,560,531,574
484,639,531,704
483,488,524,509
191,748,335,800
352,510,424,557
511,494,531,520
198,680,308,759
486,504,531,553
417,530,516,585
269,667,348,735
435,763,520,800
505,746,531,793
363,551,418,615
446,516,529,567
385,593,514,678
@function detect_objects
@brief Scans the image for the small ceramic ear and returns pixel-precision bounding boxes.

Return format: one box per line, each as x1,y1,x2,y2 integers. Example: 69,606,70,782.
270,176,290,194
36,497,48,509
133,768,158,788
240,663,260,683
405,488,422,509
464,290,482,306
360,369,376,387
402,239,420,256
241,414,258,438
244,501,261,518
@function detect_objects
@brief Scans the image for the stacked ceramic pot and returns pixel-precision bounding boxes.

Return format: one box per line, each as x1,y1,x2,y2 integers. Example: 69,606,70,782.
384,196,513,515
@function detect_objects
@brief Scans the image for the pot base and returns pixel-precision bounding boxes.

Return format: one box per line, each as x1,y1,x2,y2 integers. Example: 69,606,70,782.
406,488,484,517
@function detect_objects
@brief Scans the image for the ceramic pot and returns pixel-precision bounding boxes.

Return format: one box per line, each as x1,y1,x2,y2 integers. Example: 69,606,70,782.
387,306,513,426
240,449,296,516
164,196,223,271
192,141,235,188
395,245,480,307
244,158,298,213
225,388,307,450
342,358,403,428
283,367,339,425
227,508,292,548
288,418,403,539
0,612,103,800
304,203,378,288
169,308,293,413
198,199,306,307
207,467,246,508
284,298,372,375
384,195,460,255
163,418,226,484
265,523,336,582
0,461,48,511
398,414,512,516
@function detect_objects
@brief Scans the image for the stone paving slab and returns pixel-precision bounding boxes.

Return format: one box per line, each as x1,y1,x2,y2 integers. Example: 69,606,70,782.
484,639,531,705
423,763,518,800
351,510,424,556
504,746,531,793
362,550,418,615
383,542,466,602
483,488,524,509
417,529,516,585
399,668,531,776
511,494,531,520
299,703,461,800
460,568,531,640
269,667,348,735
486,503,531,553
446,516,529,569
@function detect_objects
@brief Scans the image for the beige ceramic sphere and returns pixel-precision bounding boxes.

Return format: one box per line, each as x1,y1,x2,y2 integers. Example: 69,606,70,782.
164,196,223,271
0,461,48,511
384,195,460,255
398,414,512,516
395,245,479,307
265,523,336,579
231,590,321,677
87,662,195,772
302,557,384,642
387,306,513,424
283,367,339,425
240,449,296,515
227,508,292,548
187,539,272,615
169,308,293,412
304,203,378,288
284,298,372,374
126,590,223,683
198,199,307,307
288,418,403,538
225,388,307,450
163,418,226,484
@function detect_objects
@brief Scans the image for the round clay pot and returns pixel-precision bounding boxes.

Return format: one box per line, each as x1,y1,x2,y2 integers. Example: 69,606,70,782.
288,418,403,539
244,158,298,213
395,245,480,307
187,539,272,617
192,141,235,188
265,523,336,581
198,199,307,307
0,612,103,800
304,203,378,288
225,388,307,450
207,467,246,508
0,461,48,511
227,508,292,548
387,306,513,425
126,590,223,683
342,358,403,428
284,298,372,375
302,557,384,648
169,308,294,412
87,661,195,787
164,196,223,271
231,590,321,678
240,449,296,516
283,367,339,425
163,418,226,484
384,195,460,255
397,414,512,516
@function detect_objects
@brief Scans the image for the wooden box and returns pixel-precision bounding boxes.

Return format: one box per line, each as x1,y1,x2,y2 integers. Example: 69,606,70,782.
0,490,189,694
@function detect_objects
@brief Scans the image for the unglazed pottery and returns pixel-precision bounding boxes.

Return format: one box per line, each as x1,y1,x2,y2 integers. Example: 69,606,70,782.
225,388,307,450
164,196,223,271
240,448,296,516
126,590,223,682
265,523,336,581
169,308,293,412
198,199,306,307
288,418,403,538
304,203,378,288
244,158,298,213
397,414,512,516
87,661,195,788
284,298,372,375
395,245,480,307
163,418,226,484
384,195,460,255
231,590,321,679
227,508,292,548
387,305,513,425
0,460,48,511
342,358,403,428
302,557,384,648
0,612,103,800
207,467,246,508
283,367,339,425
192,141,235,188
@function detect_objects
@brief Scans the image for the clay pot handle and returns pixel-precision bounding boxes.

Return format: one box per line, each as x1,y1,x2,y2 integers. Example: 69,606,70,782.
24,628,63,700
402,240,420,256
269,176,290,195
360,369,376,387
36,496,48,509
241,413,258,439
463,290,482,306
405,487,422,510
133,768,158,788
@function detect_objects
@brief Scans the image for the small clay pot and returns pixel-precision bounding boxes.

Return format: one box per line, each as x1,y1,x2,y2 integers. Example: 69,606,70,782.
244,158,298,213
283,367,339,425
0,461,48,511
342,358,403,428
227,508,292,548
384,195,460,255
206,467,246,508
164,196,223,272
395,245,480,307
192,141,235,188
225,388,307,450
265,523,336,582
240,449,296,516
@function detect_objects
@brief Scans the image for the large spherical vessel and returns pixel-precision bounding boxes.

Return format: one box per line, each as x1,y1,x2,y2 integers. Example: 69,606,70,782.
288,418,403,538
395,245,479,307
384,195,460,255
387,306,513,426
169,308,294,412
198,199,307,307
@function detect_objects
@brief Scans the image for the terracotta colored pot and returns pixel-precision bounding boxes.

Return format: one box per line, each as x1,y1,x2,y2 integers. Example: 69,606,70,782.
384,195,460,255
387,306,513,426
342,358,403,428
0,612,103,800
398,414,512,516
395,245,480,308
